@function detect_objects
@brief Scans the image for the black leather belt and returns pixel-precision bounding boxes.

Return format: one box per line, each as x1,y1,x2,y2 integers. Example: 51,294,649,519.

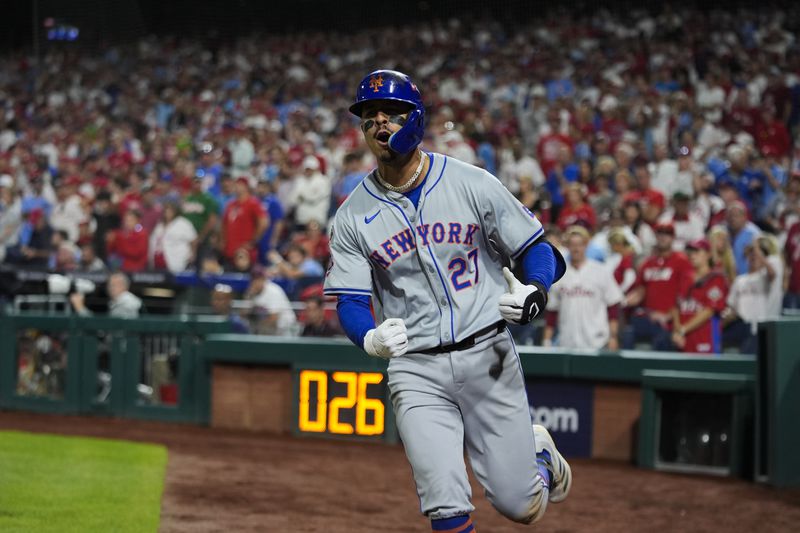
419,321,506,354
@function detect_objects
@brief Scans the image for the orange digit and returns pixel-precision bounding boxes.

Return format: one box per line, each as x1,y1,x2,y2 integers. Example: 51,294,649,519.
356,372,385,436
298,370,327,432
329,372,357,434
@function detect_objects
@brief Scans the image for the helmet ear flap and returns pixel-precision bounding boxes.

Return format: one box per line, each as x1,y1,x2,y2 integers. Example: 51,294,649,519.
388,108,425,154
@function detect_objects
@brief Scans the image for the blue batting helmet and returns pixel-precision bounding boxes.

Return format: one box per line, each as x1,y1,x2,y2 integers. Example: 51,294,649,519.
349,69,425,154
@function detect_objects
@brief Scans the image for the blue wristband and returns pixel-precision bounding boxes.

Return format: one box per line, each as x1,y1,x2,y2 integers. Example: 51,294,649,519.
522,241,557,290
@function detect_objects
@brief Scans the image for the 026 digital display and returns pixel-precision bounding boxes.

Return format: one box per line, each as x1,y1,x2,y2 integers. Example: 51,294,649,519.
297,370,386,437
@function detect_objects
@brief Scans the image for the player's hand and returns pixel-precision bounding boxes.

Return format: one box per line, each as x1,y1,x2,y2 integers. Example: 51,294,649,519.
498,267,548,325
364,318,408,359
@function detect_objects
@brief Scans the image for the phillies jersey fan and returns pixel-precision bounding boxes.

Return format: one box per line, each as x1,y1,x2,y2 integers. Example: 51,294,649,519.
624,222,692,350
544,226,623,350
673,239,728,353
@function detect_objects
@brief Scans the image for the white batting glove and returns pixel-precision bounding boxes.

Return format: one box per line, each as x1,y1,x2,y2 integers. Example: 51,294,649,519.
363,318,408,359
498,267,548,325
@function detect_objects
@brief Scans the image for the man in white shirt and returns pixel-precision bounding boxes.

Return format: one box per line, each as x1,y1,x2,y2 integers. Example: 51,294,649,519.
658,192,706,251
722,238,784,353
289,156,332,228
50,176,87,242
244,266,298,336
543,226,624,350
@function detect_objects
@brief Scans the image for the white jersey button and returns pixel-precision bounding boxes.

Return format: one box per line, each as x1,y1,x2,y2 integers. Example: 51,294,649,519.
440,297,448,306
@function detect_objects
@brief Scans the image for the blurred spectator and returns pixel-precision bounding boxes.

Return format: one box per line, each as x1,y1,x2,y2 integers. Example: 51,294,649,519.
649,143,680,198
708,225,737,285
723,237,784,353
545,145,580,220
70,272,142,318
289,155,332,229
78,243,107,272
229,247,255,274
7,209,52,269
149,202,197,273
182,174,221,265
90,191,121,261
500,138,546,195
228,127,256,177
658,192,705,251
255,177,286,265
624,222,692,351
556,183,596,232
244,266,297,335
537,109,573,176
622,198,656,257
301,296,340,338
106,209,149,272
220,176,268,267
672,239,729,354
50,176,85,243
543,226,622,350
291,220,330,265
0,175,21,262
333,152,367,206
53,238,80,272
138,184,164,234
268,244,324,280
607,229,637,295
21,176,53,219
210,283,250,334
726,201,761,275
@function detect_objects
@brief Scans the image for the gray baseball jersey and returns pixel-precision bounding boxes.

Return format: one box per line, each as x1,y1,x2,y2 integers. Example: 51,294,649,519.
324,152,543,351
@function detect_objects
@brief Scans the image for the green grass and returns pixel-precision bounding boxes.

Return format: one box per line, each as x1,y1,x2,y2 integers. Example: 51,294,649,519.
0,431,167,533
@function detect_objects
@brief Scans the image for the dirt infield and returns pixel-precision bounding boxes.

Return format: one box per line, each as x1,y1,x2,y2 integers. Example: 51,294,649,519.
1,411,798,533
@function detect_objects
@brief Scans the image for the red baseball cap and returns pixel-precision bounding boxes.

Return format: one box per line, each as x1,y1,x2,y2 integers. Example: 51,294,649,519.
654,222,675,235
236,176,251,187
686,238,711,252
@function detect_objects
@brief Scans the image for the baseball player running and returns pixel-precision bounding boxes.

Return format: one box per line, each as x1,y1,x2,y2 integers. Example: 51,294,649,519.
324,69,571,531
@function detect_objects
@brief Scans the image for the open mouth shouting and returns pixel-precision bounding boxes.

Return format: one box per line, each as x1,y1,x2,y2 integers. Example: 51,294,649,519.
375,129,392,148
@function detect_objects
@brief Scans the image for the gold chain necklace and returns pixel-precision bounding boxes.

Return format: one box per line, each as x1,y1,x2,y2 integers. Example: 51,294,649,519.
376,151,425,193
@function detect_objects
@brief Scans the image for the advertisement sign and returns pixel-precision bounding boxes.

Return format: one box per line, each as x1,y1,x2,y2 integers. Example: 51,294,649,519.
526,380,593,458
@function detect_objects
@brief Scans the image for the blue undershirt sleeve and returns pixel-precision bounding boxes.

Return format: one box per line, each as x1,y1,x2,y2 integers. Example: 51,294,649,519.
522,241,559,290
336,294,376,348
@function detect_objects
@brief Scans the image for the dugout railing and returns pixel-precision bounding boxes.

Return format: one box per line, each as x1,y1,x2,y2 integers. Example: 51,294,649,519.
0,314,231,423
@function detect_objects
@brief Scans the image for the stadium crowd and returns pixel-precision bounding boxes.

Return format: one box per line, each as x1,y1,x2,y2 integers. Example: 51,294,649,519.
0,4,799,352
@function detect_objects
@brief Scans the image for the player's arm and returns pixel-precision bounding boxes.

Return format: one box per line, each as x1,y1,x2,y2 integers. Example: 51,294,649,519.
323,214,406,358
336,295,407,359
499,241,565,325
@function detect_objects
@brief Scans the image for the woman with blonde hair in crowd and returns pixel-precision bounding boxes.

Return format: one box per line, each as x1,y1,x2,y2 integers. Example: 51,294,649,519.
708,224,736,284
607,228,638,295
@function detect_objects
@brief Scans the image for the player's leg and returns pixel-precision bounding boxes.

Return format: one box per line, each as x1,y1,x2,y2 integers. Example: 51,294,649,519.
387,354,475,526
455,331,571,524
